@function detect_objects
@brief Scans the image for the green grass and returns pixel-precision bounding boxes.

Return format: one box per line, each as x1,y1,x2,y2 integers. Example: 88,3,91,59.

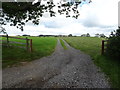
62,37,120,89
2,36,57,68
60,39,67,50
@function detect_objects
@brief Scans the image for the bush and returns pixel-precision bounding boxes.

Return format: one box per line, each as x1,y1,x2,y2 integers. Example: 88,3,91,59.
106,27,120,61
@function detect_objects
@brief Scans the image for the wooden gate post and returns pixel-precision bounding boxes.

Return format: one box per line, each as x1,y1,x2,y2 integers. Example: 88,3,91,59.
30,39,32,52
101,40,104,55
6,34,9,44
26,37,29,52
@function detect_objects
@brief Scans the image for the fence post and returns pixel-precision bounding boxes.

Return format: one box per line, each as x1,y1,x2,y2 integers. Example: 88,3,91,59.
7,34,9,45
101,40,104,55
6,34,9,46
26,37,29,52
30,39,32,52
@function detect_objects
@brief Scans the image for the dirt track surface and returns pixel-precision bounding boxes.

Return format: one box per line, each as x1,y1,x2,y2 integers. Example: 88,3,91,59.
2,39,110,88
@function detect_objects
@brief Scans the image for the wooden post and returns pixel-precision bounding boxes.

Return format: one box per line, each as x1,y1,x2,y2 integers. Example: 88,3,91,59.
6,34,9,46
30,39,32,52
101,40,104,55
26,37,29,52
6,34,9,43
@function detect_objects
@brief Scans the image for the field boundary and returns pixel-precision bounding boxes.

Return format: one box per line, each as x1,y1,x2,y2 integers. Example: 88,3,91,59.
0,35,33,52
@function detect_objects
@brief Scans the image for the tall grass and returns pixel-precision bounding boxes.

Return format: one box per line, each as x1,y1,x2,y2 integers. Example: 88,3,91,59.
63,37,120,89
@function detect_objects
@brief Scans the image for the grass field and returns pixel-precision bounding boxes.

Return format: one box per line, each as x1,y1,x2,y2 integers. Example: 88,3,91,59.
62,37,120,89
2,36,120,88
2,36,57,68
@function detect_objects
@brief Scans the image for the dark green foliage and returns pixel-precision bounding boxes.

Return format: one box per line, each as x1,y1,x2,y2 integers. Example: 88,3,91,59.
1,2,54,31
106,37,120,60
99,34,106,38
0,0,92,31
68,34,72,37
106,27,120,61
81,33,90,37
86,33,90,37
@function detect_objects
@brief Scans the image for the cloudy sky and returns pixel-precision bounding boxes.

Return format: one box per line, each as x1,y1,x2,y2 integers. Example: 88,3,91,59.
2,0,119,36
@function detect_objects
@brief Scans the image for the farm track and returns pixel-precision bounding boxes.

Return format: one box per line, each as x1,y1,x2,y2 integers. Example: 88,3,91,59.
2,39,110,88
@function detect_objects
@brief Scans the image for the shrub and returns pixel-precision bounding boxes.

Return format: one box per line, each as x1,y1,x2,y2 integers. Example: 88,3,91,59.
106,27,120,61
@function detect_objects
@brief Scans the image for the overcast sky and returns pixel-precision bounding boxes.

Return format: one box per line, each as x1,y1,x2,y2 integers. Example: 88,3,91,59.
2,0,119,36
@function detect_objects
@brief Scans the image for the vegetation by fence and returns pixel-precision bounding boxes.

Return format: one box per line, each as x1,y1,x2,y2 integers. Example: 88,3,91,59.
0,35,32,52
101,40,108,55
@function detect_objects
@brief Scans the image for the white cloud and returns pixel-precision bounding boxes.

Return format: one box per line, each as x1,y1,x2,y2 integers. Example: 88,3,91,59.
2,0,119,36
79,0,118,27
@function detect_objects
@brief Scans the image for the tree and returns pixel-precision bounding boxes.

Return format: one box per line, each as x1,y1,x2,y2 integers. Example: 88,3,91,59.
99,34,106,38
68,34,72,37
81,34,86,37
86,33,90,37
95,33,100,37
81,33,90,37
0,0,92,32
22,34,30,36
106,27,120,61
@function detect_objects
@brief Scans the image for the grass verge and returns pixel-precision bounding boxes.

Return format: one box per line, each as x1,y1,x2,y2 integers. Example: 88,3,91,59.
2,37,57,68
60,39,67,50
63,37,120,89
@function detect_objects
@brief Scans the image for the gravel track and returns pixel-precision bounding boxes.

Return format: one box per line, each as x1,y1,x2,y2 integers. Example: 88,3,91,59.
2,39,110,88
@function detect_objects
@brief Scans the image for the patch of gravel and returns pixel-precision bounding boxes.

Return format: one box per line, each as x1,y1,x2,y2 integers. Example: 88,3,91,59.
2,39,110,88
